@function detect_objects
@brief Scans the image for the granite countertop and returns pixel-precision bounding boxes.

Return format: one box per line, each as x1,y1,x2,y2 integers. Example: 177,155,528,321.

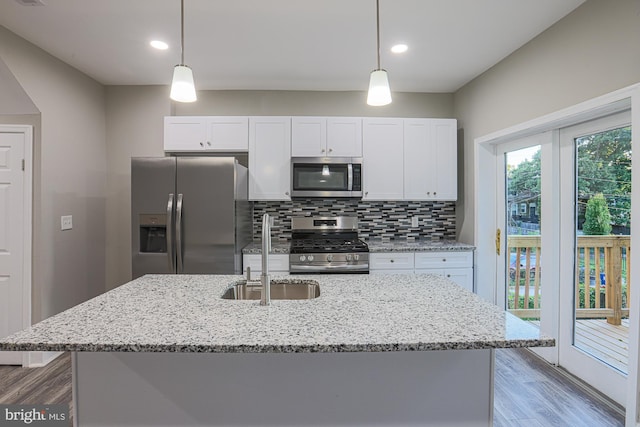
243,240,475,254
0,274,553,354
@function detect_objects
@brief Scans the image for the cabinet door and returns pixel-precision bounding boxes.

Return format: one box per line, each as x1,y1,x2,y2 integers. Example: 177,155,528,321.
327,118,362,157
164,116,207,151
432,119,457,200
404,119,436,200
415,251,473,269
362,118,404,200
206,117,248,151
291,117,326,156
443,268,473,292
249,117,292,200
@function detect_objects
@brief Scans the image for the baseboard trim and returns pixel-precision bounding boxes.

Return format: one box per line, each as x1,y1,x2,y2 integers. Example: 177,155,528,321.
24,351,64,368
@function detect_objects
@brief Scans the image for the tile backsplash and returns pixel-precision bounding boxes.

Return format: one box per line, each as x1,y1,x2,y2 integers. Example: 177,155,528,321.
252,199,456,242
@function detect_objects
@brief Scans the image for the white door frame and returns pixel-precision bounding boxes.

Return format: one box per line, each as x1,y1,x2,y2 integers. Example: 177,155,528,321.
474,82,640,424
0,125,32,367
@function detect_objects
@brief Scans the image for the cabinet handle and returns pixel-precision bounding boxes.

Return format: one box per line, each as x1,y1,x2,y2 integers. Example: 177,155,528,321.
285,191,290,196
427,192,431,195
447,274,451,278
199,142,204,147
321,149,325,153
390,259,395,263
328,148,333,153
442,258,447,262
207,141,212,147
434,191,437,195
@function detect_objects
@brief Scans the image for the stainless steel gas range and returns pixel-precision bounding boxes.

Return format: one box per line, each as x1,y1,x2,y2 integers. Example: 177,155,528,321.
289,216,369,274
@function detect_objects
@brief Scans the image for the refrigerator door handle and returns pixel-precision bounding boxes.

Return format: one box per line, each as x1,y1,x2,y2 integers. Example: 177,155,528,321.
176,193,184,273
166,193,175,272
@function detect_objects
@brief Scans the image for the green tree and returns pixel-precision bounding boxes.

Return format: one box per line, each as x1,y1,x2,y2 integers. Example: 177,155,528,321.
583,193,612,235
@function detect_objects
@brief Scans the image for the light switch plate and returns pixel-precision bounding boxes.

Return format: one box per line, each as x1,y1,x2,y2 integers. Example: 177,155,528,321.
411,216,419,228
61,215,73,230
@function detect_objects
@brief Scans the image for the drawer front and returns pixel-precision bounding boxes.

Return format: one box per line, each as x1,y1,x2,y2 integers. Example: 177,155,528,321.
370,253,414,270
370,269,415,275
414,251,472,269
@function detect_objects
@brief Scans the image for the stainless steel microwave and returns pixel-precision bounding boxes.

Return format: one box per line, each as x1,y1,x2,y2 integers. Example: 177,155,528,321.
291,157,363,198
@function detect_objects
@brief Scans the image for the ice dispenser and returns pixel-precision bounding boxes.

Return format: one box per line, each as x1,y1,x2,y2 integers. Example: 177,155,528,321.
139,214,167,253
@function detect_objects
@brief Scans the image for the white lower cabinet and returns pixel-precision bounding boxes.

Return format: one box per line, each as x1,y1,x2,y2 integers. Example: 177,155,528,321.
370,251,474,292
243,254,289,277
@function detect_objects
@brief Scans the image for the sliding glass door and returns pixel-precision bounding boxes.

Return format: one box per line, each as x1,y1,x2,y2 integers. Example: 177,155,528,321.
558,111,631,406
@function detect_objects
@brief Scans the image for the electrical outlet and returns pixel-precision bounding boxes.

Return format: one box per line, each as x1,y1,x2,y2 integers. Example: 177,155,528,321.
61,215,73,231
411,216,419,228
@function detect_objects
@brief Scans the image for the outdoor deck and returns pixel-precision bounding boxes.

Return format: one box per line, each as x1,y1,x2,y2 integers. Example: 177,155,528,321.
530,318,629,373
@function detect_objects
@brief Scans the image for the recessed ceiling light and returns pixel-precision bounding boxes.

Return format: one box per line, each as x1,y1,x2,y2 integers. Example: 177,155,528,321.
391,44,408,54
150,40,169,50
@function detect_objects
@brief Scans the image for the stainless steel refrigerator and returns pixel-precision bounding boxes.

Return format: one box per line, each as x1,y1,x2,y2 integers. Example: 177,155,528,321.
131,157,251,279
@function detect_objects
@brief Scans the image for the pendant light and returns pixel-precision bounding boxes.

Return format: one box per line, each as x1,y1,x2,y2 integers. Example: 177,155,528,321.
367,0,391,106
170,0,197,102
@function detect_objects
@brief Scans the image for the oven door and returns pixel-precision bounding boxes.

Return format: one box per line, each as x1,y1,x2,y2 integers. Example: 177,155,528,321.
291,157,362,198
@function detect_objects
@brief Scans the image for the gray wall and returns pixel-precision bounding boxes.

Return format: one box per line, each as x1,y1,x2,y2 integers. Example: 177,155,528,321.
105,86,170,289
453,0,640,243
0,25,107,323
104,88,454,289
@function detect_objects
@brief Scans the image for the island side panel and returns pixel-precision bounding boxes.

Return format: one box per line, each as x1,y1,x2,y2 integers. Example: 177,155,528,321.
74,350,493,426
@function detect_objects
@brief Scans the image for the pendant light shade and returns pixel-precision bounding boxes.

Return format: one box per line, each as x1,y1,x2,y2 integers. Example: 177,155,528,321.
367,69,391,106
170,65,197,102
170,0,197,103
367,0,391,106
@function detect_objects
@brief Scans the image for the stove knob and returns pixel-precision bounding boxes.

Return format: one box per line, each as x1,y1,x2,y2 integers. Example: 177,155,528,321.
353,254,359,261
326,254,333,262
299,255,306,262
308,255,314,262
346,254,353,261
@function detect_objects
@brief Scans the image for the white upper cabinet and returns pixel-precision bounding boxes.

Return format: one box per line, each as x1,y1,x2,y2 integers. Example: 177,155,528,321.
362,118,404,200
206,117,249,151
404,118,457,201
164,116,248,152
291,117,326,156
164,116,207,151
326,118,362,157
291,117,362,157
248,117,291,201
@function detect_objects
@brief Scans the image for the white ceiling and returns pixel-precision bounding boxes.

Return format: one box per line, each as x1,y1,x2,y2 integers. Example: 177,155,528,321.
0,0,585,93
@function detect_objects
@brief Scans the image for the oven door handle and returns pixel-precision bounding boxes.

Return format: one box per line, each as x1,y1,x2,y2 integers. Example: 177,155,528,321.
347,164,353,191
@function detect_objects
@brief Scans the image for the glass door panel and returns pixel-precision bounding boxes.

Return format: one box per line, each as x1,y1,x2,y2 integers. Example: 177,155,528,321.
573,125,632,374
505,146,542,327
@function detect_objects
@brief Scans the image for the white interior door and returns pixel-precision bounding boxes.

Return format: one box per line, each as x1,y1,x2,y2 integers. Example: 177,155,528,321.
0,130,27,365
558,111,631,406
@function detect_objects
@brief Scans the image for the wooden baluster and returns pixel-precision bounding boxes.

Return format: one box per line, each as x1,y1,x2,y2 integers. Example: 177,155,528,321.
585,248,592,310
524,248,531,310
626,245,631,310
514,249,521,310
534,247,541,311
576,247,581,311
595,248,602,310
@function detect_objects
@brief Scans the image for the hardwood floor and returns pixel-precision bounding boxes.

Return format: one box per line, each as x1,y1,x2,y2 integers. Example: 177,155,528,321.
494,348,624,426
0,353,72,425
0,350,626,426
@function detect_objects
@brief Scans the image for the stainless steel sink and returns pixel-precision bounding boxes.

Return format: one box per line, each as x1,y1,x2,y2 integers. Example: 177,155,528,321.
221,279,320,300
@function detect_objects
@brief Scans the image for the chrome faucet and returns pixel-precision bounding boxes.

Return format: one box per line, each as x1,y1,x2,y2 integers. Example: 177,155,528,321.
260,213,271,306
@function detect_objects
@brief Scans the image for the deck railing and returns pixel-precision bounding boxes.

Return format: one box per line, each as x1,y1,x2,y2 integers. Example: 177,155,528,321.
508,235,630,325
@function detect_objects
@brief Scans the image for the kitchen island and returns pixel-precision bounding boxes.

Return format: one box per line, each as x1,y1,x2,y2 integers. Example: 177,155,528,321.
0,274,553,426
